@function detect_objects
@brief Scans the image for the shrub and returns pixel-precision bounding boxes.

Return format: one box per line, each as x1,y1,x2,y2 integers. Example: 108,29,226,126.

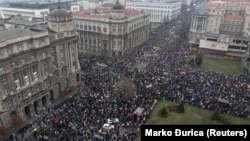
158,108,168,118
211,111,231,125
211,111,220,121
195,53,203,67
177,103,185,113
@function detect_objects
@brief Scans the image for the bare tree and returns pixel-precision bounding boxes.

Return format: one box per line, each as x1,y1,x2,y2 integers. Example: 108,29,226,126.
114,76,136,99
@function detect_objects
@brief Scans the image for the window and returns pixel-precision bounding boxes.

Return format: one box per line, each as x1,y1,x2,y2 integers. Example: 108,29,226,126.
7,48,13,54
32,65,38,81
60,52,64,57
27,42,33,49
51,47,55,53
18,93,22,99
23,69,29,85
27,89,31,96
43,62,49,76
14,74,20,90
21,59,26,65
42,52,47,59
0,67,5,75
60,44,64,50
31,55,35,61
52,56,55,61
61,60,65,65
39,39,46,46
1,78,7,85
103,28,107,32
4,88,9,96
18,44,23,51
10,61,16,68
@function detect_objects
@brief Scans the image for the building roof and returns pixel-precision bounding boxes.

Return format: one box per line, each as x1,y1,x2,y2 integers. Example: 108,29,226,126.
199,39,228,52
51,7,70,16
5,16,45,25
224,15,245,21
202,0,250,8
73,8,145,19
0,28,38,41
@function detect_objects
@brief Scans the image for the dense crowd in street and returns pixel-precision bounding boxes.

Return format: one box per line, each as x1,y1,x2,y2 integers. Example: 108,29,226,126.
5,6,250,141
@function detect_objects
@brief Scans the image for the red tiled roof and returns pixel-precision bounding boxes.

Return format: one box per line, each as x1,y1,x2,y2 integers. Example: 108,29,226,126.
73,8,145,19
202,0,250,8
224,15,245,21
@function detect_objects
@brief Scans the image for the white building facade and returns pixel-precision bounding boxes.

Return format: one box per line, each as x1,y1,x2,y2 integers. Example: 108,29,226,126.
0,7,50,19
125,0,182,23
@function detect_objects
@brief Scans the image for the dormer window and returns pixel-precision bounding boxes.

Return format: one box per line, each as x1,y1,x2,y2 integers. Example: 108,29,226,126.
18,44,23,51
7,48,13,54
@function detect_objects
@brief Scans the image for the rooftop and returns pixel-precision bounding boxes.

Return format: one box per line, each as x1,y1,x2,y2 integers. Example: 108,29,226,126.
0,28,40,42
73,8,145,19
201,0,250,8
5,16,45,25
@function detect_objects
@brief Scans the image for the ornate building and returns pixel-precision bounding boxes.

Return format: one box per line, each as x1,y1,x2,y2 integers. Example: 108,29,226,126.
0,6,81,127
189,0,250,59
73,1,150,57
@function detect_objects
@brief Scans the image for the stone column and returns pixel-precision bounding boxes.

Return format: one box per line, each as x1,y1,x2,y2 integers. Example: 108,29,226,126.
191,17,195,29
202,18,205,31
194,17,197,31
203,18,207,31
29,103,35,117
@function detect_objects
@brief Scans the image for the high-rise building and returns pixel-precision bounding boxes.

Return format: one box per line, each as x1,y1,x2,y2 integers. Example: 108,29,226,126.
189,0,250,59
0,6,81,127
73,1,150,57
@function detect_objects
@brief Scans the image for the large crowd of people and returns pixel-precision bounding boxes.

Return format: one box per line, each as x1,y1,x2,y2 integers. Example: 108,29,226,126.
6,6,250,141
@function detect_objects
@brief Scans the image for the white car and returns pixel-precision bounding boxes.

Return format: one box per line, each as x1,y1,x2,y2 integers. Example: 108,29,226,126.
107,118,119,124
102,123,114,130
98,129,108,135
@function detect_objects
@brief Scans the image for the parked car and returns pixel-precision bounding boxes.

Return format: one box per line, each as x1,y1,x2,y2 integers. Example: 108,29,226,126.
102,123,114,130
107,118,119,124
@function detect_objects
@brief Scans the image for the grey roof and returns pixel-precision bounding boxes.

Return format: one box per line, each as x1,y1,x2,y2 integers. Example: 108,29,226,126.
0,28,37,41
5,16,44,26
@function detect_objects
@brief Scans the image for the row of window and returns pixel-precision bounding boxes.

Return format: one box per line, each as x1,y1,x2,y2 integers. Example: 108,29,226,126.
6,39,46,55
126,4,173,9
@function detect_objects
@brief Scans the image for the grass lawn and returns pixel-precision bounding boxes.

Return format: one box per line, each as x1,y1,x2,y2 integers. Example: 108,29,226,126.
134,101,250,141
186,55,242,76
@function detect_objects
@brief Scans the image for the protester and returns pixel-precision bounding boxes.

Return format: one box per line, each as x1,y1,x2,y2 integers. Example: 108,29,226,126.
6,7,250,141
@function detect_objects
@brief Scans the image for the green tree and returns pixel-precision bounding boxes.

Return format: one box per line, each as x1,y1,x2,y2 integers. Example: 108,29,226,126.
189,58,195,66
177,103,185,113
211,111,220,121
160,108,168,117
195,53,203,67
